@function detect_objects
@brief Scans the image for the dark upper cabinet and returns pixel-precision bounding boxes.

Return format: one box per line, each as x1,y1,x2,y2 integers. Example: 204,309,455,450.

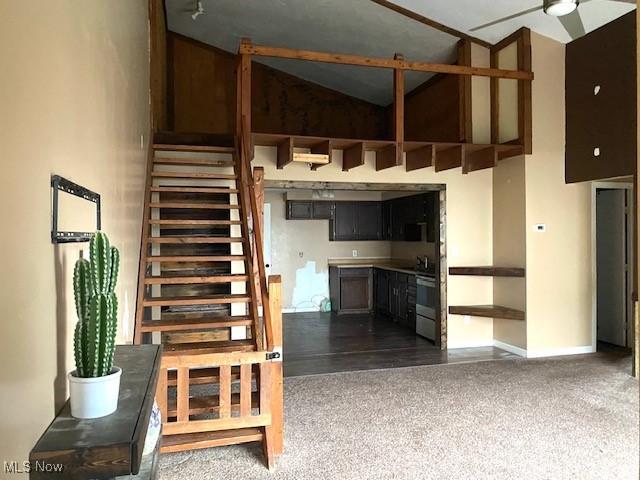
357,202,382,240
330,202,381,241
287,200,334,220
312,201,334,219
287,201,313,219
381,201,392,240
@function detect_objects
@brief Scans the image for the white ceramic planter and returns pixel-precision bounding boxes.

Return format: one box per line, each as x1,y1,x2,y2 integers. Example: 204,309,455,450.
68,367,122,419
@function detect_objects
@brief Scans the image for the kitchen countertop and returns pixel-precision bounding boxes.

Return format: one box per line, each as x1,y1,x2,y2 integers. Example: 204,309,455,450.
328,258,436,277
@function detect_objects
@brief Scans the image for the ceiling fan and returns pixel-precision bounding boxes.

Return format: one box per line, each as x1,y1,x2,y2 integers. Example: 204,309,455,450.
470,0,636,41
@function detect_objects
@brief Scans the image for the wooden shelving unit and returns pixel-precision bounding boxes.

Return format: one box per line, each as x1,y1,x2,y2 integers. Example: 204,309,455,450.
252,133,524,173
449,305,525,321
449,266,525,277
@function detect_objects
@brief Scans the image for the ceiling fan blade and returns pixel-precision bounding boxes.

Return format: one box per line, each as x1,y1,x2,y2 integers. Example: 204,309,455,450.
558,8,586,41
469,5,543,32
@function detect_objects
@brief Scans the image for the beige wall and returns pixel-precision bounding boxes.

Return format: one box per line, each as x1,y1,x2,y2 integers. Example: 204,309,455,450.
0,0,149,471
525,32,592,354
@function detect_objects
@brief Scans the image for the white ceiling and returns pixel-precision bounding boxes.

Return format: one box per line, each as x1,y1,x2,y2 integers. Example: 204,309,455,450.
392,0,636,44
166,0,636,105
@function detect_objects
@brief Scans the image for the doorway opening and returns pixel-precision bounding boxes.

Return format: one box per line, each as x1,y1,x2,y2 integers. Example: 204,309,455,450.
592,182,634,356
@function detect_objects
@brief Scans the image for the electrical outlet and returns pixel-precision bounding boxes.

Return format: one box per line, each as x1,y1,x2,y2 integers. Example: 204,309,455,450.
298,251,303,258
352,250,358,257
533,224,546,233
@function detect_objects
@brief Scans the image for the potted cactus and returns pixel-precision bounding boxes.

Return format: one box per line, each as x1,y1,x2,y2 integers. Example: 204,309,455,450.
68,231,122,419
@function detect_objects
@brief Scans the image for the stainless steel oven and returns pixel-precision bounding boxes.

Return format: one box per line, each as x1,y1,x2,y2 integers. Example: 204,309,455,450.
416,275,437,341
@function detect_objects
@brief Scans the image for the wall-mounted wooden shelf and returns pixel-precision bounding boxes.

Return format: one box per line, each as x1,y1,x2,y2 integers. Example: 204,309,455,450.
252,133,524,173
449,266,525,277
449,305,525,321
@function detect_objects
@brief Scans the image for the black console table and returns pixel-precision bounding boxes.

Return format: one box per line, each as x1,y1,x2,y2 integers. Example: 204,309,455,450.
30,345,162,479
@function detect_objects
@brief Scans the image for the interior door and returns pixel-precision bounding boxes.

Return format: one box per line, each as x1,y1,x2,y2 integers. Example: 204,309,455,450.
596,189,627,346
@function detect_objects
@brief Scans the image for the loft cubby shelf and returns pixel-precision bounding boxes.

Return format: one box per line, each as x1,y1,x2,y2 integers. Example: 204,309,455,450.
448,305,525,321
449,266,525,277
252,132,524,173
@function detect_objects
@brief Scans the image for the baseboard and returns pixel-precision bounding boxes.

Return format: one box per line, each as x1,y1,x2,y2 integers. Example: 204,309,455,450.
447,339,494,349
493,340,527,357
282,307,320,314
525,345,595,358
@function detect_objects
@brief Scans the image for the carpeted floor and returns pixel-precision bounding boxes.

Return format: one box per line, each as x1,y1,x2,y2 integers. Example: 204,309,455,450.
159,353,639,480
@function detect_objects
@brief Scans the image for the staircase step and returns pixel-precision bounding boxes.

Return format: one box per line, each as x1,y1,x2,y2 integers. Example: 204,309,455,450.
163,339,256,355
150,186,239,194
144,274,249,285
167,392,259,417
167,366,256,386
151,171,237,180
146,236,244,244
149,202,240,210
146,255,246,263
160,428,263,454
153,144,235,153
153,157,234,167
142,294,252,307
140,315,253,332
149,219,242,226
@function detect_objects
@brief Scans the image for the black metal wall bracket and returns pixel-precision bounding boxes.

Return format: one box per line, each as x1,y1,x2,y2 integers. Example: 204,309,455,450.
51,175,101,244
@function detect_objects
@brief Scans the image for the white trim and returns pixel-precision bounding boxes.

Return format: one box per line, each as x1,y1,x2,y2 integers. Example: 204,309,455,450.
282,307,320,314
526,345,595,358
447,339,494,349
493,340,527,357
591,181,634,350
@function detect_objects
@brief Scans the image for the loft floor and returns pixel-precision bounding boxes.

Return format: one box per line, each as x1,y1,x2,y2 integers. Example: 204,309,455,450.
283,312,517,377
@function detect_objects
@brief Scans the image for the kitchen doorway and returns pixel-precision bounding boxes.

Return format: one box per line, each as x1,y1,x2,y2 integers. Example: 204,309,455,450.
592,182,634,353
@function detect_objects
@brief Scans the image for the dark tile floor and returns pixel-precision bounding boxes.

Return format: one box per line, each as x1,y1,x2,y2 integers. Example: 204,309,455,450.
283,311,518,377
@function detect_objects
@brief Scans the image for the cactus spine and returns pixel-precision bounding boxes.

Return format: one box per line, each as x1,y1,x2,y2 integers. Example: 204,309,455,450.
73,232,119,378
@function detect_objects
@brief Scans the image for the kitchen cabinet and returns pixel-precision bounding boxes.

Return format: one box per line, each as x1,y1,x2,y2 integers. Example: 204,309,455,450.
330,267,373,315
374,268,416,328
330,202,381,241
287,200,334,220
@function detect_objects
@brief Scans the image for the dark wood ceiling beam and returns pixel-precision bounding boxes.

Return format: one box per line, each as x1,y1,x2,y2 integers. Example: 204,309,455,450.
369,0,493,49
239,42,534,81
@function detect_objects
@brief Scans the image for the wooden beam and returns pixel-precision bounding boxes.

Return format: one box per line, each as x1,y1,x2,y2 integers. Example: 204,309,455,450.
239,42,534,80
490,50,499,144
264,180,445,191
368,0,492,49
434,145,464,172
517,29,532,154
406,145,435,172
343,142,365,171
310,140,333,171
376,143,399,171
276,137,293,169
457,40,473,143
393,53,404,165
238,38,252,136
463,147,498,174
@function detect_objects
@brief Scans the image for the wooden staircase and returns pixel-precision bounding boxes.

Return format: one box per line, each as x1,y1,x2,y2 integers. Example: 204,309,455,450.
133,131,283,468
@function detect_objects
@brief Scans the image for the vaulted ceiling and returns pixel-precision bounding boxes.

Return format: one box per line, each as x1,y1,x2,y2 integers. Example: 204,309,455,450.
166,0,635,105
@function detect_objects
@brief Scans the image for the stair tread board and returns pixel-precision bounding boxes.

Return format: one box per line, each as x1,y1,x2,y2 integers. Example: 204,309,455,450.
142,294,252,307
141,316,253,332
150,186,239,194
153,143,235,153
167,367,256,386
153,158,235,167
146,255,246,263
149,219,241,225
144,274,249,285
151,171,237,180
149,202,240,210
166,393,259,417
146,236,245,244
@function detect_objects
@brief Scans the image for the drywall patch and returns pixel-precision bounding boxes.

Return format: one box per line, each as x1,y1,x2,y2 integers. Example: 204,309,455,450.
290,261,329,311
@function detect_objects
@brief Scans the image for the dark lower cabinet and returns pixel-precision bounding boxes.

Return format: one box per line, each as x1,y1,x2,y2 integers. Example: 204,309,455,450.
374,268,416,329
330,267,373,314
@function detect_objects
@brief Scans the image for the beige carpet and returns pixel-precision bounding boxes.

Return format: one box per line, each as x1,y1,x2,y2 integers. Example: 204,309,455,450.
159,353,639,480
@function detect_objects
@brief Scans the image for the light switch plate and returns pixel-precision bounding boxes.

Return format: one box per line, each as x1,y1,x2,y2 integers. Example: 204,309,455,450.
352,250,358,257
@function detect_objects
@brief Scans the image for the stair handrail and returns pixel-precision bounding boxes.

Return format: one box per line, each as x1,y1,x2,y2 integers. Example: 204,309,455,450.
237,114,275,352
